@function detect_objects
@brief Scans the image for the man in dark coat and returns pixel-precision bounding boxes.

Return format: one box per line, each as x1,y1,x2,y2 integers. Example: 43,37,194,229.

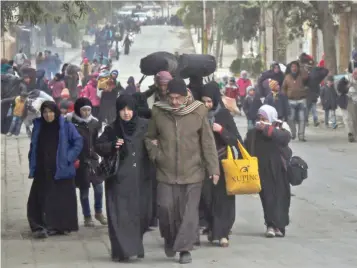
305,66,329,126
257,62,285,97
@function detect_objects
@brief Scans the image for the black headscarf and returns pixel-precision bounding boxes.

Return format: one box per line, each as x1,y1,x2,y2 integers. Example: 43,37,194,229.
201,81,224,125
201,81,224,109
40,101,60,123
38,101,61,172
115,94,138,137
74,97,92,117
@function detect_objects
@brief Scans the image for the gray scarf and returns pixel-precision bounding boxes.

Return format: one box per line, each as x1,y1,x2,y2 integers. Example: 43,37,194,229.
207,103,221,125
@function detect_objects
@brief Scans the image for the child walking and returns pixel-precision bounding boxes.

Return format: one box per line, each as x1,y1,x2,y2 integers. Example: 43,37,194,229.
320,76,338,129
243,86,262,129
7,92,28,137
264,79,290,121
66,97,107,227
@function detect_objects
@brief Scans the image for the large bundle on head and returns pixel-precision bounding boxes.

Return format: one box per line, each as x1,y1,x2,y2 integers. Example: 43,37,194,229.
140,51,178,76
66,64,80,76
177,54,217,79
97,70,115,92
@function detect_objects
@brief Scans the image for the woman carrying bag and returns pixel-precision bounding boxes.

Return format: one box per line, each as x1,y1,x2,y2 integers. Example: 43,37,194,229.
95,95,153,262
200,81,243,247
244,104,292,238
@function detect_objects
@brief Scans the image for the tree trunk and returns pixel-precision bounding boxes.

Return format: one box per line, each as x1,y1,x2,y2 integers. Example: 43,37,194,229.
276,10,287,63
215,24,222,60
236,36,243,58
262,8,267,68
317,1,337,75
220,38,224,68
45,24,53,47
339,12,351,73
311,28,318,61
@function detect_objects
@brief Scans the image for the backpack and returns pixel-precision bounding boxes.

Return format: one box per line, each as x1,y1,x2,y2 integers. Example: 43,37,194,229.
287,156,308,186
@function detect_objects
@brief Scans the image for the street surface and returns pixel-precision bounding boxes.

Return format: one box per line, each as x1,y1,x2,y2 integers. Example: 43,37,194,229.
2,26,357,268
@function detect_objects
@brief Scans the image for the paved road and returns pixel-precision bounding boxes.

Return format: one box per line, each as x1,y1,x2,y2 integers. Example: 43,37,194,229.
2,26,357,268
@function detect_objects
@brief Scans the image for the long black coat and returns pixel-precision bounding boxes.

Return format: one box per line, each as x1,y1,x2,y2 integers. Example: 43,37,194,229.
201,107,242,240
69,114,101,189
245,126,291,232
320,85,338,111
95,118,153,259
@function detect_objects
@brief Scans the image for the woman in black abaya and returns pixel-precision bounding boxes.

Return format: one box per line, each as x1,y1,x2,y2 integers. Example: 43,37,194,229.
200,82,242,247
245,105,291,237
95,95,153,262
27,101,83,238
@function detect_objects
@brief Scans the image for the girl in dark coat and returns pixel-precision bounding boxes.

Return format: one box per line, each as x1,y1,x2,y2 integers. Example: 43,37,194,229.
125,76,137,95
200,81,242,247
95,95,153,262
320,76,338,128
27,101,83,239
245,104,291,238
67,97,107,227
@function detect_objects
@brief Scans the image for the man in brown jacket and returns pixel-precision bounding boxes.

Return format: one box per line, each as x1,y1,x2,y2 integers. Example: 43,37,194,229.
282,61,309,141
145,78,219,264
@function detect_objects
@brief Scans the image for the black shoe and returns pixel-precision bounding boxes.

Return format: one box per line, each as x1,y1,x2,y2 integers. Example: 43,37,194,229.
137,253,144,258
119,257,129,262
164,242,176,258
47,230,67,236
314,121,320,127
33,229,48,239
179,251,192,264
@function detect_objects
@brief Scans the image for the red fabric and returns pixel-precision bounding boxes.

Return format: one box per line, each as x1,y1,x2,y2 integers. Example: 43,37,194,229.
82,80,100,107
236,78,252,97
267,125,274,137
49,80,66,99
219,127,224,135
318,59,325,67
74,160,80,169
318,59,325,86
225,86,239,99
68,102,74,113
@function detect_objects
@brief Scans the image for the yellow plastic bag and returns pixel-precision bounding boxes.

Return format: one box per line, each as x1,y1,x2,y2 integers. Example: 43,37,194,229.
221,141,261,195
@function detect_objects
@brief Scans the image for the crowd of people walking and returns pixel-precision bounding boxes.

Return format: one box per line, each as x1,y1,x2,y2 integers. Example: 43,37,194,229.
1,44,357,265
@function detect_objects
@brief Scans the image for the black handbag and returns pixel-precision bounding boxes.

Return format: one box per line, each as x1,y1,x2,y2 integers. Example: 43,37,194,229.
287,156,308,186
96,151,120,181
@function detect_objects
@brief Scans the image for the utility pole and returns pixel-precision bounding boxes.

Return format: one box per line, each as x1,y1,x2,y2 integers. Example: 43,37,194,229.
110,0,113,23
202,0,208,54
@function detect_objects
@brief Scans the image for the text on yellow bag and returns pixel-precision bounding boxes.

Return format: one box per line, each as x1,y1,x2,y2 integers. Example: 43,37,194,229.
221,141,261,195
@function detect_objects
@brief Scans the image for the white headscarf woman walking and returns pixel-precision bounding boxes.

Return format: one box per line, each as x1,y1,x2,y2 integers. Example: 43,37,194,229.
245,104,292,238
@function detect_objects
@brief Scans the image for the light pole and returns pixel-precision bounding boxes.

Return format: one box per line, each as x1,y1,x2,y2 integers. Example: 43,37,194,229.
202,0,207,54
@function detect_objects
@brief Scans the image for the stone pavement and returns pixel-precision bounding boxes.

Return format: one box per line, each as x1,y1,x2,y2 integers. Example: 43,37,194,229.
2,25,357,268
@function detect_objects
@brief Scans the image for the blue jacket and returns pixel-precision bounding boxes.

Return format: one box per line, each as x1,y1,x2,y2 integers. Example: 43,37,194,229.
28,116,83,180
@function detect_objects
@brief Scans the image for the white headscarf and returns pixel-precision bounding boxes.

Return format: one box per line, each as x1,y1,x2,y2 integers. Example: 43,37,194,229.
258,104,278,124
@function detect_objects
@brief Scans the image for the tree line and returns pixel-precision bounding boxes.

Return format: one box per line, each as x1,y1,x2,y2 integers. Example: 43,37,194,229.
177,0,357,75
